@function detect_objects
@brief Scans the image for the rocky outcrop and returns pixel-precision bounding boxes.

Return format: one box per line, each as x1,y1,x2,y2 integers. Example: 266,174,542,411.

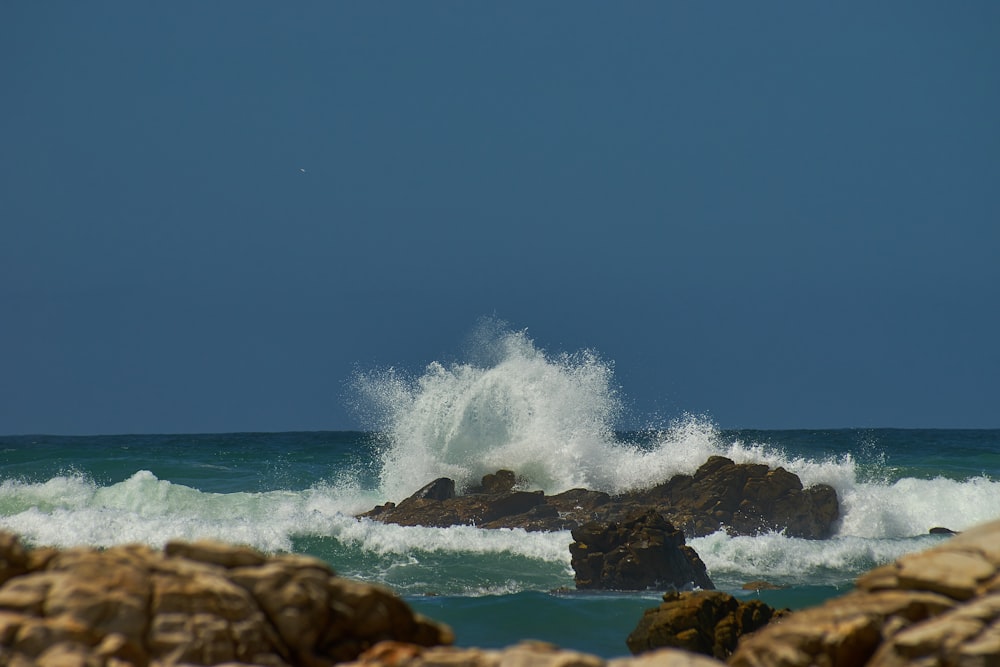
360,458,840,540
342,639,726,667
0,532,452,667
569,511,714,591
5,518,1000,667
626,591,787,659
729,517,1000,667
624,456,840,539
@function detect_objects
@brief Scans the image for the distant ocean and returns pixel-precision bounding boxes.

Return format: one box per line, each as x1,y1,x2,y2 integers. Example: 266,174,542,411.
3,331,999,658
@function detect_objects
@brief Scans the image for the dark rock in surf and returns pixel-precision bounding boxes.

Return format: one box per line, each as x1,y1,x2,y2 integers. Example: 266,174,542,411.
414,477,457,501
359,460,840,540
624,456,840,539
358,473,545,528
626,590,788,659
470,469,517,494
929,526,958,535
569,510,714,591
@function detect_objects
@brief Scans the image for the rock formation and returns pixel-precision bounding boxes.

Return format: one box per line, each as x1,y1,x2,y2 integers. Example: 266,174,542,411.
334,519,1000,667
360,458,840,540
0,532,451,667
623,456,840,539
5,516,1000,667
729,517,1000,667
626,591,787,659
569,510,714,591
342,639,725,667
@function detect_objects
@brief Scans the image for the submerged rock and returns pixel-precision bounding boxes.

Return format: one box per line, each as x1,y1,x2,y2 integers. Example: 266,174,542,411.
569,510,714,591
0,532,452,666
626,590,788,659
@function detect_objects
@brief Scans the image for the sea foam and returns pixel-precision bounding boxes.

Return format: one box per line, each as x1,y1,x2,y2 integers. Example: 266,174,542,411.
352,321,857,500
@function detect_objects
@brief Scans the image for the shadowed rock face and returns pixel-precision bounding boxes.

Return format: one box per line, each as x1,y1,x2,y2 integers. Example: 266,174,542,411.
0,532,452,667
626,590,788,659
570,510,714,591
360,458,840,540
622,456,840,539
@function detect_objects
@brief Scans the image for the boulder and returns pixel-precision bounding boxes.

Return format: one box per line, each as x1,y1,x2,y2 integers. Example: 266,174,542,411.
729,517,1000,667
569,510,714,591
471,469,517,494
626,590,787,659
0,532,452,666
628,456,840,539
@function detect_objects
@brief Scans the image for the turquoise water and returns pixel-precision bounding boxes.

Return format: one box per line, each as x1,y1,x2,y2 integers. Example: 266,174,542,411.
3,331,999,657
3,428,997,657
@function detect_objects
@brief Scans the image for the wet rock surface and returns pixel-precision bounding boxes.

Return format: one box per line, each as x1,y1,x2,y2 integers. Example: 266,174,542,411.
360,458,840,540
569,510,714,591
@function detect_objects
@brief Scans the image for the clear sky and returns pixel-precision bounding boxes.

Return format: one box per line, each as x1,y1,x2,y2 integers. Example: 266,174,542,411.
2,3,998,434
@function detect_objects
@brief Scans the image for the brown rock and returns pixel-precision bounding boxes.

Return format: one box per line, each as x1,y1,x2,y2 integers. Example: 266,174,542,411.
359,460,839,540
479,469,517,494
626,590,787,659
343,640,727,667
569,510,713,591
741,580,787,591
729,518,1000,667
629,457,839,539
0,532,453,666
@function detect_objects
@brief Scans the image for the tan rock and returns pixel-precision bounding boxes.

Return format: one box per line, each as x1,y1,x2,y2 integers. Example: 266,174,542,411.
894,549,994,600
0,532,452,666
165,539,269,568
731,518,1000,667
345,641,725,667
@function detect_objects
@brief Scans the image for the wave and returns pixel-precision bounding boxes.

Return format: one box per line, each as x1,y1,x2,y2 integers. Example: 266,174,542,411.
3,462,998,595
4,321,998,595
350,321,873,502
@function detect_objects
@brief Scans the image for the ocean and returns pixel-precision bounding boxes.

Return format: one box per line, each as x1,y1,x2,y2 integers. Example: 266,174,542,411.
2,331,999,658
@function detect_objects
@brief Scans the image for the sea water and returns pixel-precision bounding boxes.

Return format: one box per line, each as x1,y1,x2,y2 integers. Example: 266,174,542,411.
2,327,999,657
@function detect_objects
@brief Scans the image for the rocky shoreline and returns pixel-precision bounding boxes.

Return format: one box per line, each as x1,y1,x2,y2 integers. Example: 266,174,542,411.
2,454,997,667
3,520,1000,666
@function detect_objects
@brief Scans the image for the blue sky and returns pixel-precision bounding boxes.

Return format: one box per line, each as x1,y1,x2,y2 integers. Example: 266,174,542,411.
2,2,998,434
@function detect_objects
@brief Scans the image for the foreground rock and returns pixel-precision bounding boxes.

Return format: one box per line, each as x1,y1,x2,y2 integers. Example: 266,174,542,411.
570,511,714,591
343,639,725,667
729,517,1000,667
361,458,839,540
626,591,787,659
0,532,451,666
